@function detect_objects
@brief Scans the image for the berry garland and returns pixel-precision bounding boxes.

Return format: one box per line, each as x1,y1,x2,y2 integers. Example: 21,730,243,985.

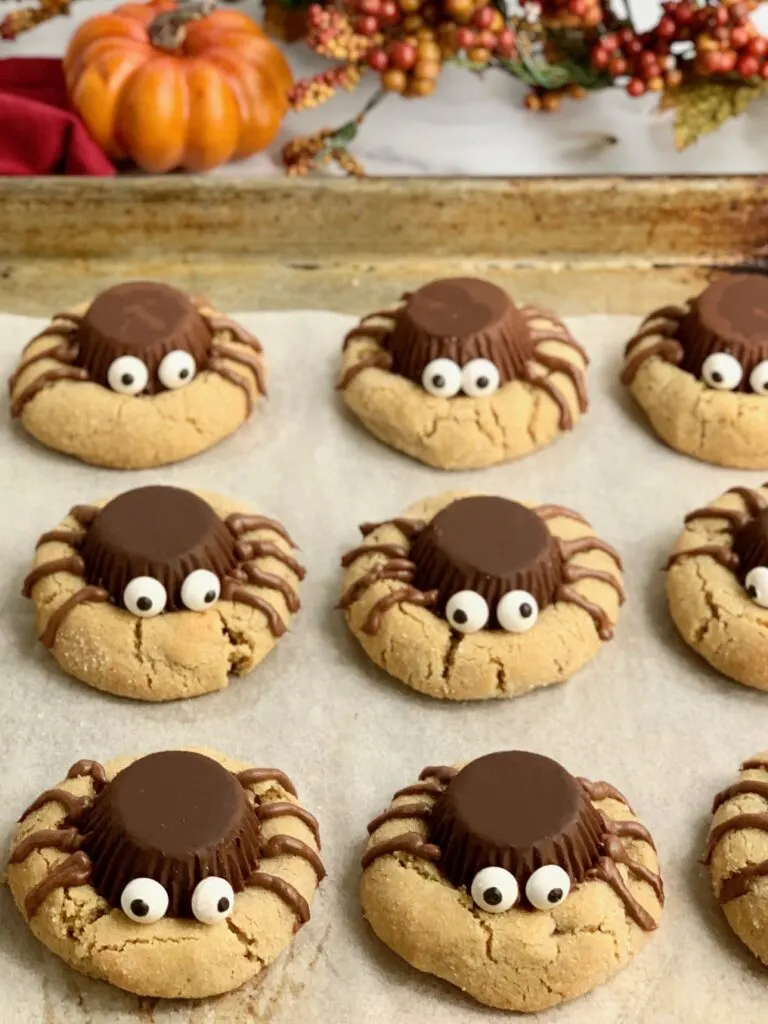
282,0,768,174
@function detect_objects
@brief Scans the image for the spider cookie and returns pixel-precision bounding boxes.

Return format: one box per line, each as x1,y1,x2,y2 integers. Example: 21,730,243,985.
622,275,768,468
666,482,768,690
705,752,768,965
23,485,304,701
339,491,623,700
360,751,663,1012
9,281,266,469
7,750,324,998
337,277,589,469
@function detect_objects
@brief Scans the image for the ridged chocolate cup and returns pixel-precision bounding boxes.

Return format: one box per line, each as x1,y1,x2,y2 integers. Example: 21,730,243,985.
677,276,768,388
81,751,261,918
74,282,212,393
733,509,768,578
384,278,532,384
430,751,604,894
80,486,237,610
409,496,562,624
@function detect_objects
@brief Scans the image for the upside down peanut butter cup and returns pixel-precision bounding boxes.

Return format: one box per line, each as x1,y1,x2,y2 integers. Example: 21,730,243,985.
732,508,768,579
74,282,211,392
385,278,533,384
677,276,768,386
81,751,261,918
80,486,237,610
430,751,603,892
409,496,562,622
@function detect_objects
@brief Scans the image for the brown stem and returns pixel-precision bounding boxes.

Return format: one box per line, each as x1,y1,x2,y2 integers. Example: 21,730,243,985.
149,0,215,51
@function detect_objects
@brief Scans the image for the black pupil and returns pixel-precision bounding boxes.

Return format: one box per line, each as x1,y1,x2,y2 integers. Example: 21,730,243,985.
749,585,758,599
204,590,216,603
432,374,445,389
483,887,503,906
121,373,134,386
217,896,230,913
711,371,723,383
179,368,189,379
548,888,563,903
137,596,152,612
476,376,489,389
452,609,468,624
520,603,532,618
131,898,149,917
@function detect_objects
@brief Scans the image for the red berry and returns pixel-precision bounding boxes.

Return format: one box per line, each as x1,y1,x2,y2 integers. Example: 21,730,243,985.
472,5,494,28
388,40,417,69
719,50,737,71
748,37,768,57
627,77,646,96
655,16,676,37
761,60,768,78
731,2,751,25
592,46,610,68
639,49,658,66
700,50,721,73
625,38,643,55
619,26,635,43
737,54,760,76
568,0,587,15
477,28,497,49
367,48,389,70
497,27,515,50
730,26,749,49
641,60,661,80
608,57,628,76
379,0,399,23
355,14,379,33
675,3,693,24
359,0,382,14
713,25,729,41
455,26,475,48
600,33,619,51
714,7,729,25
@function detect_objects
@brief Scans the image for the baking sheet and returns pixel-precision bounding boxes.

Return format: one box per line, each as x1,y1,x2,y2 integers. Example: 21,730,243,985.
0,308,767,1024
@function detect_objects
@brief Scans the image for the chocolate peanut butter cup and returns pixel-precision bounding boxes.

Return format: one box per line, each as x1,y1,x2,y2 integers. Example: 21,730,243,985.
677,275,768,387
409,496,562,623
385,278,533,384
80,486,237,611
430,751,603,894
81,751,261,917
732,508,768,579
74,281,212,393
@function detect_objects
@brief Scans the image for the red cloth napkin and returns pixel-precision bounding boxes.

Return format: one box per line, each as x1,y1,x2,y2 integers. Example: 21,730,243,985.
0,58,115,176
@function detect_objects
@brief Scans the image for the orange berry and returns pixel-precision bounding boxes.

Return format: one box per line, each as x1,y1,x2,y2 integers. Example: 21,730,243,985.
646,75,664,91
382,68,407,91
403,14,423,28
524,92,542,110
398,0,421,10
417,39,441,59
414,58,441,79
541,92,561,111
467,45,490,62
409,77,437,95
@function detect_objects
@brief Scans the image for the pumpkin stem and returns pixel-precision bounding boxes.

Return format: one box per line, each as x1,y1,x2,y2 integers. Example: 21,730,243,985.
149,0,216,50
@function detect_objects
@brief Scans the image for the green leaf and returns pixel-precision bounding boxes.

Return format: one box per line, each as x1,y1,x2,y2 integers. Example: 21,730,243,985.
659,80,765,150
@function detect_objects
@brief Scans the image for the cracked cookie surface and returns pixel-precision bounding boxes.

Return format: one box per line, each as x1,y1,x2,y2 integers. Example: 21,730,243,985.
340,490,623,701
705,751,768,965
10,296,266,470
6,749,322,999
25,492,301,701
360,760,662,1012
338,287,588,470
666,484,768,690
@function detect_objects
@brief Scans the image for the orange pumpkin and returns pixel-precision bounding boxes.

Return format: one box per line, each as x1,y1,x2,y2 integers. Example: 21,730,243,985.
63,0,293,173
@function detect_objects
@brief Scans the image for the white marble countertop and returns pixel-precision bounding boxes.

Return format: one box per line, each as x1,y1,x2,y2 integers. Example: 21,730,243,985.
3,0,768,175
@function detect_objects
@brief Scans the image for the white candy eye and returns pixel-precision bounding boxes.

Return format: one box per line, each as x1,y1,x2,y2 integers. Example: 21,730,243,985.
525,865,571,911
745,566,768,608
120,878,169,924
461,358,501,397
421,358,462,398
107,355,149,396
750,360,768,395
446,590,489,633
191,876,235,924
471,866,519,913
123,576,167,618
180,569,221,612
158,349,196,391
497,590,539,633
701,352,743,391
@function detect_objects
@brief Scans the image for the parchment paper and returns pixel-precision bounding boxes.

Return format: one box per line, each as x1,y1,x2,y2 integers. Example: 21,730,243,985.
0,309,766,1024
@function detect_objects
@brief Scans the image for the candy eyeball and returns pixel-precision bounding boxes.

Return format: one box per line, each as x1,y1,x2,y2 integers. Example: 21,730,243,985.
497,590,539,633
107,355,149,396
701,352,743,391
745,566,768,608
123,576,168,618
421,358,462,398
471,866,519,913
446,590,489,633
191,876,235,924
461,358,500,398
180,569,221,612
525,865,571,911
749,360,768,396
158,350,197,391
120,877,169,924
